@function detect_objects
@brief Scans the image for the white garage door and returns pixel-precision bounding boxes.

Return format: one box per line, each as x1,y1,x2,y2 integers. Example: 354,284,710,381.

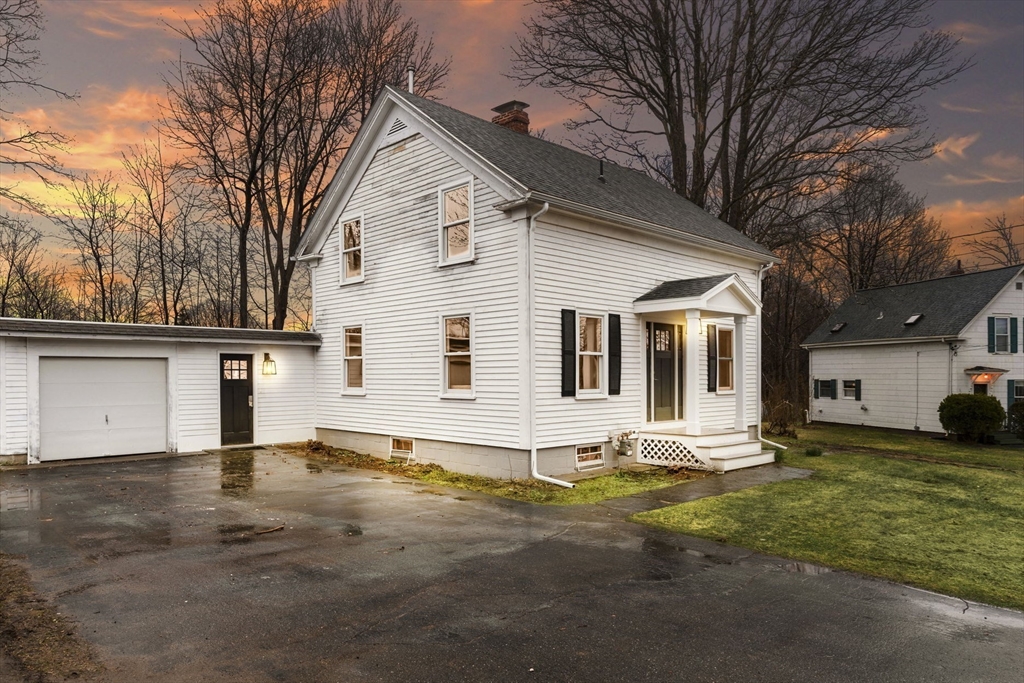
39,357,168,461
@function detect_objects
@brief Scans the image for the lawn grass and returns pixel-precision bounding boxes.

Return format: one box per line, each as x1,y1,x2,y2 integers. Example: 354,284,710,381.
280,441,706,505
773,422,1022,472
632,450,1024,610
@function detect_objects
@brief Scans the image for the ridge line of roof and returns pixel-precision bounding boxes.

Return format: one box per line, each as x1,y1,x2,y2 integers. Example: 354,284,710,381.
854,263,1023,293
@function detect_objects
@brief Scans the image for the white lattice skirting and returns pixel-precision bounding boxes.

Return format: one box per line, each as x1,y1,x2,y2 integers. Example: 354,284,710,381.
637,437,712,471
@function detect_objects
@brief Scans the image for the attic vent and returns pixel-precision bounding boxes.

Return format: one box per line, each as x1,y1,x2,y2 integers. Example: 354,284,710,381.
387,118,407,136
830,322,846,333
904,314,923,326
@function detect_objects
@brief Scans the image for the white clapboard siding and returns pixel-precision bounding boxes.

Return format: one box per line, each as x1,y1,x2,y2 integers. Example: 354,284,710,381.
256,344,316,443
955,275,1024,411
313,133,524,448
176,344,220,452
533,213,762,448
809,342,952,433
1,337,29,455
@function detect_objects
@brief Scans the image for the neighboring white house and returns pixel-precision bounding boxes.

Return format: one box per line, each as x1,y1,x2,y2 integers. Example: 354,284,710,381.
1,87,779,480
292,87,777,479
802,264,1024,434
0,320,318,463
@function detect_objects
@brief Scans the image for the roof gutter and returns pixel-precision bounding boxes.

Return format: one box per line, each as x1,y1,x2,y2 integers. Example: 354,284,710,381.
525,201,573,488
802,335,965,350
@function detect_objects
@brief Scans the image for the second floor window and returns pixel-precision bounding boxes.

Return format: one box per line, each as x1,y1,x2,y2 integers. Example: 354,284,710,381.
440,181,473,265
994,317,1009,353
340,216,363,284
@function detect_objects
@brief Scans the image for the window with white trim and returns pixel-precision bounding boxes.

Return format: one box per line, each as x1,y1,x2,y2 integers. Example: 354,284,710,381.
343,326,363,392
575,443,604,470
994,316,1010,353
1015,382,1024,403
390,437,414,460
842,380,857,399
339,215,363,283
439,181,473,264
717,327,734,391
578,314,604,393
442,314,473,395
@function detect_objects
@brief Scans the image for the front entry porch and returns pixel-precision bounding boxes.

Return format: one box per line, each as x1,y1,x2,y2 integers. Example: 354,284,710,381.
633,274,775,472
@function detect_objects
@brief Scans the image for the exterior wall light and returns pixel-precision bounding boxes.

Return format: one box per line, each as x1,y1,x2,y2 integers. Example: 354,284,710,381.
262,352,277,375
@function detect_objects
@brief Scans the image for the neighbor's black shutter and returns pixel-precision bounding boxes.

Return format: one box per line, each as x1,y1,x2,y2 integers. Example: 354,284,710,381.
855,379,862,401
830,379,838,400
561,309,576,397
608,314,621,395
1007,379,1015,408
1011,318,1019,353
813,379,820,399
987,317,996,353
706,324,717,392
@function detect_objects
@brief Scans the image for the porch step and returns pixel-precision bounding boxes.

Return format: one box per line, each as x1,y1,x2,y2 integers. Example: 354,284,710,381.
698,440,764,459
710,450,777,472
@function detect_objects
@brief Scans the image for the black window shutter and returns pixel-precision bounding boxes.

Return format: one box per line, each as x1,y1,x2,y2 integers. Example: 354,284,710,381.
855,379,862,401
1007,379,1014,408
706,324,717,392
1011,318,1019,353
987,317,996,353
813,379,820,399
561,309,576,397
830,379,838,400
608,314,621,395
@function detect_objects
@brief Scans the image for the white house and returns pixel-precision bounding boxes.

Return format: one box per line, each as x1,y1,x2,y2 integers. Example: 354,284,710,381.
802,264,1024,433
292,87,777,480
1,87,779,481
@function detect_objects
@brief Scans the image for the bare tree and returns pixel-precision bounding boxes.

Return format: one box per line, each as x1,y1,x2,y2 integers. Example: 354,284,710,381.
0,0,74,211
165,0,448,329
53,175,135,322
807,165,952,301
512,0,969,245
965,214,1023,268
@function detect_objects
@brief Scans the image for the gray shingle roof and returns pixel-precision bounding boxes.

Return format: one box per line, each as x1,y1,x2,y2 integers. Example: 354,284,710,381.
635,274,733,302
389,89,775,260
802,265,1023,346
0,318,321,345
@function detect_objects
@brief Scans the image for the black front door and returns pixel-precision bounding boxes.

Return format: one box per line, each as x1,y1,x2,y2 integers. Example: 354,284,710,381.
220,354,253,445
973,383,988,396
652,323,675,421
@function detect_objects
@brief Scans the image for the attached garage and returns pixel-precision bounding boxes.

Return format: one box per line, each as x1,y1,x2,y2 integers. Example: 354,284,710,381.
39,357,168,461
0,319,320,465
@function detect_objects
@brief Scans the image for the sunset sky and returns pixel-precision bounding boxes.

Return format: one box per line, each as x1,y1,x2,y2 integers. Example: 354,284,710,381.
7,0,1024,259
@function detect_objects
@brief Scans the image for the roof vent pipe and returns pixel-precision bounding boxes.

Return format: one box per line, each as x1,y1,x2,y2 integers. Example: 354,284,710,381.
407,66,414,94
599,159,605,183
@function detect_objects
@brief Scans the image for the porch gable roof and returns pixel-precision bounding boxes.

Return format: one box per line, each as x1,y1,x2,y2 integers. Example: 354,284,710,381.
633,274,761,315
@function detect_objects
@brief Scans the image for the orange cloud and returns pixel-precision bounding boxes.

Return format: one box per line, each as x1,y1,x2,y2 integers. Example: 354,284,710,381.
934,133,979,162
928,195,1024,241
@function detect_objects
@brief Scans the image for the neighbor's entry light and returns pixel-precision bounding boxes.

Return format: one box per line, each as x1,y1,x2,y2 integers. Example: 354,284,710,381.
262,352,277,375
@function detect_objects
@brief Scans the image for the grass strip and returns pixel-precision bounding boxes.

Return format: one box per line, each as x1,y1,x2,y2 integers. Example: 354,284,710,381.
632,451,1024,610
281,441,707,505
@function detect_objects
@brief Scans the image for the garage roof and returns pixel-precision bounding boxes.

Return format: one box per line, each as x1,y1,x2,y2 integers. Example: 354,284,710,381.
0,318,321,346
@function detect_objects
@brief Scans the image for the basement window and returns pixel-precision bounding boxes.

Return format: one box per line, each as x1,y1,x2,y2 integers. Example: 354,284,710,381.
575,443,605,471
390,437,415,461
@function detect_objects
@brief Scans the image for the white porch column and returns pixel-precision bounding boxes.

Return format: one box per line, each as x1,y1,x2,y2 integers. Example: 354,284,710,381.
734,314,747,432
685,309,701,435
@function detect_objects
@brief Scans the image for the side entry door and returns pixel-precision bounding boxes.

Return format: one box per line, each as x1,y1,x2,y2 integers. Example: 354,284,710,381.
220,354,253,445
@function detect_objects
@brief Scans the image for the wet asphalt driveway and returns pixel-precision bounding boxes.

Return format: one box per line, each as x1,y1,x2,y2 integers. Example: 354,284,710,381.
1,448,1021,683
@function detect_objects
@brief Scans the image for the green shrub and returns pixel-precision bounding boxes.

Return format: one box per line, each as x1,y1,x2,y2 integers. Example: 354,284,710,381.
937,394,1006,442
804,446,823,457
1008,401,1024,440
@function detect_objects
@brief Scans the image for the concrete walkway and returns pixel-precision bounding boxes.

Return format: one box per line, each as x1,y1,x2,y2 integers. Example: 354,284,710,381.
1,449,1020,682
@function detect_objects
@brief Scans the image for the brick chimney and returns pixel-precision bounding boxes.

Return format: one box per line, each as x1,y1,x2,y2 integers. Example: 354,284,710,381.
491,101,530,134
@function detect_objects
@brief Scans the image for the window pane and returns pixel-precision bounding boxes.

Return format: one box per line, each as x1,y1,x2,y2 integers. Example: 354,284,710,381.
346,358,363,388
718,359,733,390
448,356,471,390
995,318,1008,335
445,224,470,259
223,369,232,380
343,219,361,250
577,445,603,463
392,438,413,453
443,185,469,224
445,316,470,352
719,329,733,358
579,354,601,390
655,328,671,352
579,316,602,353
345,327,362,357
239,368,247,380
346,249,362,278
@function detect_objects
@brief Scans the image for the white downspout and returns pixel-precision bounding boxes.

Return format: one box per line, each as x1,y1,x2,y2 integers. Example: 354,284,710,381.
527,201,573,488
756,262,774,442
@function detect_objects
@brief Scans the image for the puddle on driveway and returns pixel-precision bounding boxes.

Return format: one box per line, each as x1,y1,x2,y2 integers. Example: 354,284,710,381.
220,452,255,496
305,463,323,474
0,488,40,511
782,562,831,575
